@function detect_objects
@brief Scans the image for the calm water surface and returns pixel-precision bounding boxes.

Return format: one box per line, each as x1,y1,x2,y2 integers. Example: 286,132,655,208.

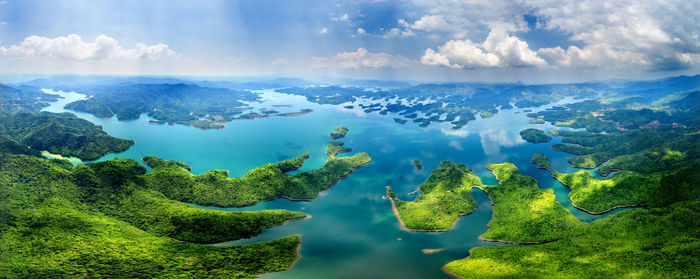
42,89,627,278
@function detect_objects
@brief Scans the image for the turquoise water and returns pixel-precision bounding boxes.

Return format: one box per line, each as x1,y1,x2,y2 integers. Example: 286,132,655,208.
43,89,628,278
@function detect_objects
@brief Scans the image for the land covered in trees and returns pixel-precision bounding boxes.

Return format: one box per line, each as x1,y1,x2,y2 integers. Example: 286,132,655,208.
0,83,134,160
446,128,699,277
330,126,348,139
387,161,480,231
519,128,552,143
57,83,311,129
143,129,371,207
0,154,305,278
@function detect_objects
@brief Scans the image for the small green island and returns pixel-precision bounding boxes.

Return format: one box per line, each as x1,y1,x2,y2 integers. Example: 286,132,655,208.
326,141,352,157
528,117,545,124
530,152,551,169
413,159,423,170
519,128,552,143
330,126,349,139
387,161,481,231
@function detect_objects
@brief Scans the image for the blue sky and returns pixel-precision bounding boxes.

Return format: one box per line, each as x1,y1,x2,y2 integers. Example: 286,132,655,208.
1,0,699,82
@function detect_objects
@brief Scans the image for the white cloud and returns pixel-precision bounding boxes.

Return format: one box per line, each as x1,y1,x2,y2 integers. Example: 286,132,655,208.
320,27,328,34
269,58,288,66
421,29,544,68
0,22,6,25
357,28,366,35
312,48,413,68
0,34,174,61
340,14,349,22
409,0,700,71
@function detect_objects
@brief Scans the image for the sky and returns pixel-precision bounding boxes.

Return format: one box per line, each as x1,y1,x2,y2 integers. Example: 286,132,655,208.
0,0,699,83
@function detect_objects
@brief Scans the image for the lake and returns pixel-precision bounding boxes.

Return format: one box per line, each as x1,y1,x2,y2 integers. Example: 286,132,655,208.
42,88,628,279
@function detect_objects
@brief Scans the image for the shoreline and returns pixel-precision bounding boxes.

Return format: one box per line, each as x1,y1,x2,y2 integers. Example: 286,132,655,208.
385,185,480,233
550,172,645,215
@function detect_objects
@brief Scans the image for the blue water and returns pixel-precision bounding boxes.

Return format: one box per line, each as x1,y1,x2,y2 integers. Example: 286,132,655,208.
42,89,629,278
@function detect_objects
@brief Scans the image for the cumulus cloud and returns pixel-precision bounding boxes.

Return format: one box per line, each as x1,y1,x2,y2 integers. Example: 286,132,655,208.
320,27,328,34
421,29,544,68
410,0,700,71
312,48,413,68
0,34,175,61
357,28,366,35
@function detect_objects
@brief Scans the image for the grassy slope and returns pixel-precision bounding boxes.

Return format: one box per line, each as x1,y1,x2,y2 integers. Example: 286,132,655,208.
387,161,480,231
481,163,584,243
444,201,700,279
0,154,302,278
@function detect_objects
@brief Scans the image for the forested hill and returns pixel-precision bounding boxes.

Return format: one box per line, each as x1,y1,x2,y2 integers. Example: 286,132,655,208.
64,83,259,121
0,84,58,113
0,83,134,160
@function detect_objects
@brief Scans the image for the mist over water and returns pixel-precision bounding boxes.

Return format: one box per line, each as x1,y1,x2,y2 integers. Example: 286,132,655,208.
43,89,626,278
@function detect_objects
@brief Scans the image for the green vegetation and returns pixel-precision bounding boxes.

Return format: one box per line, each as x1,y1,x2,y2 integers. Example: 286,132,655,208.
413,159,423,169
277,152,310,172
519,128,552,143
0,153,303,278
529,117,545,124
0,84,58,113
64,83,257,124
553,160,699,214
387,161,481,231
480,163,584,243
551,129,670,168
444,201,700,278
0,111,134,160
326,141,352,157
143,130,371,207
330,126,348,139
57,83,314,129
279,83,602,129
531,152,550,169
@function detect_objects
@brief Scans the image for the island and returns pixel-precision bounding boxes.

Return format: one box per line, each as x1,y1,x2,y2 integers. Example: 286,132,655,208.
143,128,372,207
444,128,700,278
413,159,423,170
519,128,552,143
386,161,481,231
528,117,545,124
530,152,551,169
326,141,352,157
330,126,349,139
